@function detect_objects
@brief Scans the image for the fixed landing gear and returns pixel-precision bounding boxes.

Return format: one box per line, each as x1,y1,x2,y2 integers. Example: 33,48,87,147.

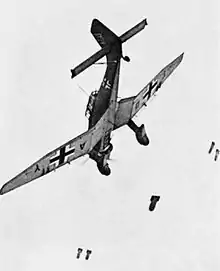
97,161,111,176
89,144,112,176
97,144,113,175
100,143,113,155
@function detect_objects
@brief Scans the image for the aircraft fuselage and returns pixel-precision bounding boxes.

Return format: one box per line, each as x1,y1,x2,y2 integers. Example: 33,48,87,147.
88,42,122,158
89,43,122,128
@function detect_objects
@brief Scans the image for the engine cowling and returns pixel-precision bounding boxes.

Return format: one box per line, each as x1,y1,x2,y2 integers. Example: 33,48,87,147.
135,124,149,146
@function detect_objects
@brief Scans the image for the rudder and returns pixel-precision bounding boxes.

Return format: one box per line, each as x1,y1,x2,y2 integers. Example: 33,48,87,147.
91,19,120,48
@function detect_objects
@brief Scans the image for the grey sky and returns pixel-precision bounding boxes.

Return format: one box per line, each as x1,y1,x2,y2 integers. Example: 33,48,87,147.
0,0,219,270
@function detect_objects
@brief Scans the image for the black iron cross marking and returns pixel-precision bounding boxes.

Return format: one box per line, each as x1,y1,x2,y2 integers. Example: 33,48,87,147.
50,146,75,166
143,80,159,101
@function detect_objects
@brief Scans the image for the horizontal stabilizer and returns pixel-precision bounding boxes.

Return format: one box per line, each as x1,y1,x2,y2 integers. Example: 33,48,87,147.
120,19,147,43
71,46,110,78
70,18,147,78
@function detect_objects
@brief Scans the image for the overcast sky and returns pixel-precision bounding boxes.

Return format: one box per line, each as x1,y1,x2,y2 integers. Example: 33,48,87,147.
0,0,219,270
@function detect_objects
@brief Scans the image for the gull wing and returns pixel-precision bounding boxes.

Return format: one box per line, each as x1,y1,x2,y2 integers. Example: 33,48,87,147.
0,111,110,195
114,53,184,129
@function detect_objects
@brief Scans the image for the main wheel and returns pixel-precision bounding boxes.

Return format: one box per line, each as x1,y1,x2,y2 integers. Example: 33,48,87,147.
97,159,111,176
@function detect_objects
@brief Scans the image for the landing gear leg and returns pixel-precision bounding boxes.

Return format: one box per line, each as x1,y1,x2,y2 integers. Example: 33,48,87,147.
127,119,139,133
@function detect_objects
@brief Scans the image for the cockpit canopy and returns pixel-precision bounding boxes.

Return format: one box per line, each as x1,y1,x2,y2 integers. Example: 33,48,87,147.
85,90,98,118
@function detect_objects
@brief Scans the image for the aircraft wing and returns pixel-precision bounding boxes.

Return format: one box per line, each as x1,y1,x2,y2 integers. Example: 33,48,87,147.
0,111,111,195
114,53,184,129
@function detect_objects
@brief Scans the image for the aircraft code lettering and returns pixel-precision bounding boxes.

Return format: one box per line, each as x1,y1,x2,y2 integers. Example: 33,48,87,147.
35,164,40,172
80,142,86,150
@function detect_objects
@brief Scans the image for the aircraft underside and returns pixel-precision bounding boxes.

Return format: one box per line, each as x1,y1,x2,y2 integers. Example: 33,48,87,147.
88,119,150,175
89,141,113,175
0,17,183,195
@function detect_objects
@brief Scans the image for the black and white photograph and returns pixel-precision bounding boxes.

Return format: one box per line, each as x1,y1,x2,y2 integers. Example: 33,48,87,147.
0,1,218,270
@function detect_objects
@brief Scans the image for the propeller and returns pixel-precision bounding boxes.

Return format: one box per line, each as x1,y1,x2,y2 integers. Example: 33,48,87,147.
78,154,117,166
108,157,117,163
79,156,90,165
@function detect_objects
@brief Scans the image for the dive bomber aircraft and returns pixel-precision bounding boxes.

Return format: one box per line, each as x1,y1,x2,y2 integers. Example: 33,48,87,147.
0,18,183,195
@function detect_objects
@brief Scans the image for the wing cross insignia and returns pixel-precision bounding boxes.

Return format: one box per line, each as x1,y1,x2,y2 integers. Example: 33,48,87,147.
0,108,111,195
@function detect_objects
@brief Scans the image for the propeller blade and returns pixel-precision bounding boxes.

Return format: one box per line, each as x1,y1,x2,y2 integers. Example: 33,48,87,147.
80,156,90,165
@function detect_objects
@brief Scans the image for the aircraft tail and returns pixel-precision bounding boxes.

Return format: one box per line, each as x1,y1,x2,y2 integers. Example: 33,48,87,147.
91,19,120,48
71,19,147,79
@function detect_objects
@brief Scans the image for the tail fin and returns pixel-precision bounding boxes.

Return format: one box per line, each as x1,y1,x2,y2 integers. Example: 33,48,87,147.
91,19,120,48
70,18,147,79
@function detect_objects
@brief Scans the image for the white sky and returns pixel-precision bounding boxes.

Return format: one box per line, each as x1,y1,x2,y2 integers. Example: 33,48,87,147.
0,0,219,270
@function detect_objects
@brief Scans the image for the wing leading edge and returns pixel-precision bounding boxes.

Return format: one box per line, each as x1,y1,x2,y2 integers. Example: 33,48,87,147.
0,110,111,195
114,53,184,129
